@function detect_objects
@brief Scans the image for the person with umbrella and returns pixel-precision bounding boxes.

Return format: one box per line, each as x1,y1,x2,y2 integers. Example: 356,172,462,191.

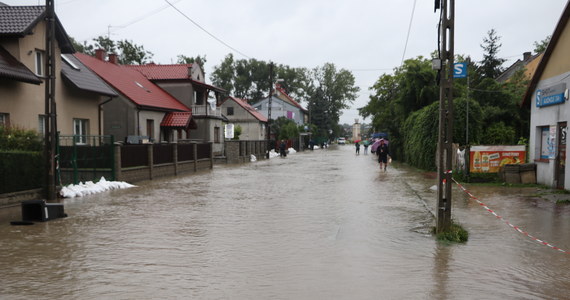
376,139,390,171
355,140,361,155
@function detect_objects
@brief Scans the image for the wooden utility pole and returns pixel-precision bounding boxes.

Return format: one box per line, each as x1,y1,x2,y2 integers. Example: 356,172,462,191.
436,0,455,233
44,0,57,200
266,62,274,158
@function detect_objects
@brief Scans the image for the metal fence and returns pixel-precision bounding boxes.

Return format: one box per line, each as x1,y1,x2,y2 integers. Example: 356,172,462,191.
57,135,115,185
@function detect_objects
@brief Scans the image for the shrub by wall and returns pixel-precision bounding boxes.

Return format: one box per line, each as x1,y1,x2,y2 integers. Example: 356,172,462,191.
0,151,43,194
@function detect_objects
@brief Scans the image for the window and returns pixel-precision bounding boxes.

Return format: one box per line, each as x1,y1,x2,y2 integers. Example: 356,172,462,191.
0,113,9,126
35,50,44,76
61,54,80,70
227,107,234,116
73,119,89,144
38,115,45,136
146,119,154,140
214,126,220,143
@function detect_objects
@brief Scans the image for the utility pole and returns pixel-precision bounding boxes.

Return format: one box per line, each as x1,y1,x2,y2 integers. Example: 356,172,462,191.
435,0,455,233
266,62,274,158
44,0,57,200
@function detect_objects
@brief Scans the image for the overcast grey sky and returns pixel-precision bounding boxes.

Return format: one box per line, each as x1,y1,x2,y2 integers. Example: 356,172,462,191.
5,0,568,124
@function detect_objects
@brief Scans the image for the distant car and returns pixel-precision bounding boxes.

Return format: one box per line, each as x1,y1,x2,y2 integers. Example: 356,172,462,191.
337,137,346,144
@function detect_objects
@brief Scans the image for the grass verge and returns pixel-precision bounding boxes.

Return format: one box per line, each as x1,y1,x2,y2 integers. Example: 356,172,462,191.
433,222,469,243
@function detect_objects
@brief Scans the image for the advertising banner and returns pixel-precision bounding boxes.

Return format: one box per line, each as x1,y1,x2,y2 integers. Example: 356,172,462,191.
470,145,526,173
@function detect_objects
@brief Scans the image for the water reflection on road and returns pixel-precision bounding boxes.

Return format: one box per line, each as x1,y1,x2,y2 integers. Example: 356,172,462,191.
1,145,570,299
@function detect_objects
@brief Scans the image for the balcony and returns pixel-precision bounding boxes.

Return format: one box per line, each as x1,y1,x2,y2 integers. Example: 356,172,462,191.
191,104,221,117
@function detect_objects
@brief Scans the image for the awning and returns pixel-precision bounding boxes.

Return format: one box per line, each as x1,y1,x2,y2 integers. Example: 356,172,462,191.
160,111,197,130
0,46,41,84
190,79,227,94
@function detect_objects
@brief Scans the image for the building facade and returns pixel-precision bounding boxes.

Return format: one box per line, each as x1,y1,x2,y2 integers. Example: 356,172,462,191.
525,2,570,189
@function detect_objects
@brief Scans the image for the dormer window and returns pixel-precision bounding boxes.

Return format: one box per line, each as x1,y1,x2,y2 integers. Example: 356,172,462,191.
35,50,44,76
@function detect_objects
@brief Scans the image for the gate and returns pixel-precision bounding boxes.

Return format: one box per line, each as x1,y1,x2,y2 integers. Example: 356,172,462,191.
57,134,115,185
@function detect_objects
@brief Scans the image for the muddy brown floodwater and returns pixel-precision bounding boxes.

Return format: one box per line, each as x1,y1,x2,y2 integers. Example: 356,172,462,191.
1,145,570,299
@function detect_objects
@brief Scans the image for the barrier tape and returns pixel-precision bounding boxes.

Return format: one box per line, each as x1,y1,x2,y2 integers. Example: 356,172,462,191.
452,178,569,254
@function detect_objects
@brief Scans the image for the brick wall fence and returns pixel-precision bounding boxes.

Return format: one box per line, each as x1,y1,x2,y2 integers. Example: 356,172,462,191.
224,140,268,164
117,142,213,183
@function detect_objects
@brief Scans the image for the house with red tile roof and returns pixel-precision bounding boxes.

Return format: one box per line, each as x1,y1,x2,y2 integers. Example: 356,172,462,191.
221,96,267,140
127,63,227,154
251,83,308,126
0,4,116,138
75,51,196,143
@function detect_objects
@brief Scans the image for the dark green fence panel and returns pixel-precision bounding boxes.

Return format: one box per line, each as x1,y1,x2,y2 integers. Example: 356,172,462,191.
58,135,114,185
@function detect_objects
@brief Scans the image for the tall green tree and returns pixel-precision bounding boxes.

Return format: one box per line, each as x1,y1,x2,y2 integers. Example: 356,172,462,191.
211,54,236,94
477,29,506,79
360,56,437,159
210,54,310,104
307,63,359,141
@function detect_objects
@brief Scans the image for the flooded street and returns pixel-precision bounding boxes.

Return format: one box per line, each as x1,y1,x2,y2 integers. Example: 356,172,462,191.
1,145,570,299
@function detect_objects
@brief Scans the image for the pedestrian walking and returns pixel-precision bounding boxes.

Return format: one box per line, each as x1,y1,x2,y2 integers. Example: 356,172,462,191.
355,141,360,155
363,141,369,155
376,139,389,171
279,140,287,157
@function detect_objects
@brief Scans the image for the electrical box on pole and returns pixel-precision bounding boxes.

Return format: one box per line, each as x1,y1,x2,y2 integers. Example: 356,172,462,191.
435,0,455,233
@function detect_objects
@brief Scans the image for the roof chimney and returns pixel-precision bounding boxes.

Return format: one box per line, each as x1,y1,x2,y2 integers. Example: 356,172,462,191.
523,51,531,61
95,49,106,61
108,53,119,64
187,66,192,78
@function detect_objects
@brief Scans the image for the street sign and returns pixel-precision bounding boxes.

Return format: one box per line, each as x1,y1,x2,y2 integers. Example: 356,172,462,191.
453,62,467,78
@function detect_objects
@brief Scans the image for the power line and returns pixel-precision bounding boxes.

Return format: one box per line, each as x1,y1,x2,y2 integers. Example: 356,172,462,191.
81,0,184,41
114,0,183,30
400,0,418,67
164,0,251,59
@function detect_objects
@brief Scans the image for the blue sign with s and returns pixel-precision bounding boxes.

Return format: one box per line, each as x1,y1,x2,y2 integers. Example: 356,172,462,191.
453,62,467,78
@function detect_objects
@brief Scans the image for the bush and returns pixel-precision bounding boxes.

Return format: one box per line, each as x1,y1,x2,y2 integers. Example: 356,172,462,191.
0,125,43,151
434,222,469,243
0,150,44,193
481,121,516,145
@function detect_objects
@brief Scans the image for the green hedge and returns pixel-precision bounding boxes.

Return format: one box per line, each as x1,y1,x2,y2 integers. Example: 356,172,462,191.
0,151,43,194
401,98,484,171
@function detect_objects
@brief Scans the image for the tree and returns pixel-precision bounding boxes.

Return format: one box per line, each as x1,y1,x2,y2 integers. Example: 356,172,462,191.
309,63,359,124
477,29,506,79
117,39,153,65
71,36,153,65
177,54,207,71
233,125,242,140
210,54,310,104
360,56,437,159
533,35,551,54
211,54,236,94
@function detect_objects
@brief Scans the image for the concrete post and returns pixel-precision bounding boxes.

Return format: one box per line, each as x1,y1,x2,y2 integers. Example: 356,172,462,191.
114,143,122,181
148,144,154,180
173,142,178,175
193,142,198,172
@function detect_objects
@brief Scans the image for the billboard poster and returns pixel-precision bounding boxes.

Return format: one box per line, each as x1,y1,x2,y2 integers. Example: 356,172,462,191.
470,145,526,173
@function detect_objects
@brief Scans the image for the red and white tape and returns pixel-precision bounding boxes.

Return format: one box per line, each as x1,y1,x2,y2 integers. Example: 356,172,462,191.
453,178,569,254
